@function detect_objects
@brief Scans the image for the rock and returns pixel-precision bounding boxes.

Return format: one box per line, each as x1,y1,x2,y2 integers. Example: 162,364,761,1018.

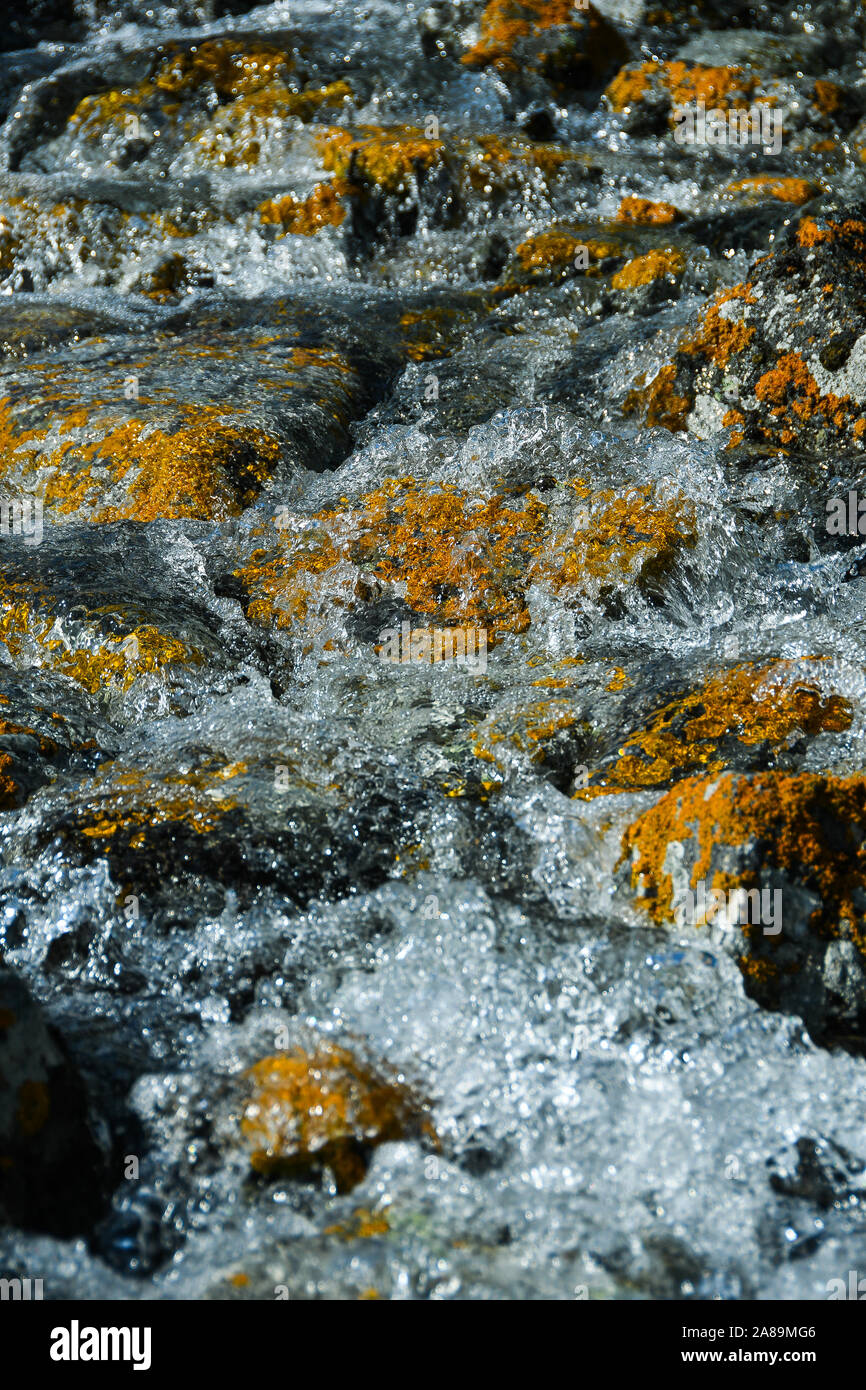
620,771,866,1040
240,1043,436,1192
625,203,866,452
0,962,108,1234
459,2,630,104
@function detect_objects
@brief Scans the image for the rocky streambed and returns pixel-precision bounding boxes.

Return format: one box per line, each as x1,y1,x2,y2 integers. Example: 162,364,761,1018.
2,0,866,1301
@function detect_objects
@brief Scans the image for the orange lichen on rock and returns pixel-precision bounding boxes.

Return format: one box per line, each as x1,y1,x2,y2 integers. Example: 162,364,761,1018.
606,60,757,114
813,79,840,115
582,662,851,796
727,176,815,204
611,248,685,289
623,364,691,431
621,771,866,952
0,751,20,809
605,62,654,110
0,572,198,694
74,761,244,842
680,282,756,369
754,351,860,436
318,126,445,193
237,479,698,639
796,213,866,252
259,183,346,235
151,39,293,98
470,697,582,770
0,398,282,523
241,1045,433,1192
239,479,548,635
514,230,620,274
540,483,697,594
615,196,681,225
462,0,597,72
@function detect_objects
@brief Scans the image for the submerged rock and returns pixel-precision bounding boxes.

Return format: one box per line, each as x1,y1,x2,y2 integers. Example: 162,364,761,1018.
0,963,107,1235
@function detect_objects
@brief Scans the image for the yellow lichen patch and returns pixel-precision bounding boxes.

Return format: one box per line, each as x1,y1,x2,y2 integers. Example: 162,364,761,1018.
23,412,281,523
471,697,580,769
726,176,816,205
0,574,198,694
680,282,756,369
241,1045,433,1193
606,60,757,115
0,753,18,809
462,0,593,72
74,760,243,842
514,230,621,274
754,351,860,440
239,480,549,636
621,771,866,952
151,39,294,99
796,213,866,252
142,253,189,302
538,484,697,594
813,80,840,115
259,183,346,235
605,62,654,110
615,196,681,225
611,248,685,289
238,479,696,640
68,44,351,171
324,1207,391,1239
318,126,445,193
398,305,470,361
588,662,851,795
623,364,691,432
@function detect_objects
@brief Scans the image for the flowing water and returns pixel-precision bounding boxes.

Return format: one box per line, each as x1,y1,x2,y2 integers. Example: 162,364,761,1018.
1,0,866,1300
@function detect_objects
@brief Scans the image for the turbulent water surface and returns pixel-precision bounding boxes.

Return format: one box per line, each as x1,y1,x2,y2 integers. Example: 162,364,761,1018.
2,0,866,1300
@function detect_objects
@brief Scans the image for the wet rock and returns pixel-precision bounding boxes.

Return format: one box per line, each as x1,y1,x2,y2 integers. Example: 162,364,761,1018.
0,962,107,1235
625,203,866,452
578,659,852,796
459,1,630,106
1,0,81,53
240,1043,436,1192
620,771,866,1040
